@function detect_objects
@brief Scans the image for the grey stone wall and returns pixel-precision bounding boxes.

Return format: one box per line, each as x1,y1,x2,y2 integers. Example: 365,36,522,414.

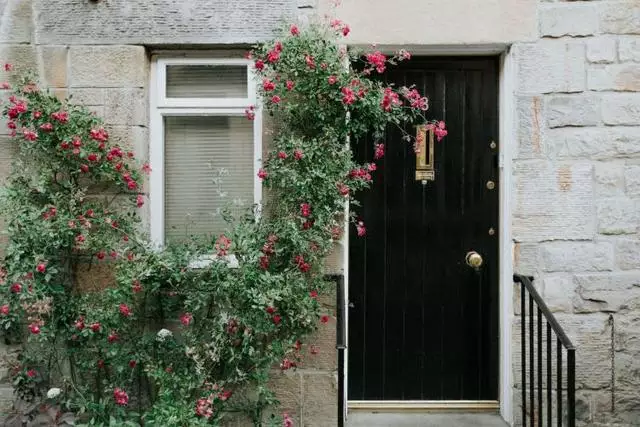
32,0,296,45
513,1,640,425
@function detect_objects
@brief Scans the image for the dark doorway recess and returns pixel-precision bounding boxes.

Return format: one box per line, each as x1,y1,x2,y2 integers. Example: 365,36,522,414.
348,57,500,401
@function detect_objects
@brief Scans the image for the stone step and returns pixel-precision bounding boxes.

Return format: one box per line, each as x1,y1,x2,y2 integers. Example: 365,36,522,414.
346,412,508,427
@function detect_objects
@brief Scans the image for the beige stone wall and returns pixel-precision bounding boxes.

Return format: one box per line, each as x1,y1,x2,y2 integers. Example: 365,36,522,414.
0,1,340,424
318,0,538,47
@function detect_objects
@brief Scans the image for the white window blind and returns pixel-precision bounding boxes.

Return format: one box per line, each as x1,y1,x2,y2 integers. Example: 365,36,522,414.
165,65,248,99
164,116,254,241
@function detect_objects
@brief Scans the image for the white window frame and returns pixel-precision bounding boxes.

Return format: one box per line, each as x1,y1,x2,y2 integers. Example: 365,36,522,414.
149,57,262,248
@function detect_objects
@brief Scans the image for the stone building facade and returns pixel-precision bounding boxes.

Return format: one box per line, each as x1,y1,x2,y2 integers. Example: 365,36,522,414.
0,0,639,426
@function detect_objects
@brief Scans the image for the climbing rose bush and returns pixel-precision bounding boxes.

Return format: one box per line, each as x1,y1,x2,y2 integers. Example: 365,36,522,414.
0,19,445,427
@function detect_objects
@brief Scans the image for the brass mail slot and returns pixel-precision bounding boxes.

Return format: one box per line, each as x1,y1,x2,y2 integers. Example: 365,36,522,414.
415,124,435,181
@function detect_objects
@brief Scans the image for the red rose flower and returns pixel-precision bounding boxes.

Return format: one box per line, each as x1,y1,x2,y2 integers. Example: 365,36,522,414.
280,358,295,370
80,164,89,173
108,331,119,343
27,369,36,378
398,49,412,60
341,86,355,105
195,398,213,418
262,79,276,92
90,322,101,332
434,121,448,141
36,263,46,273
254,59,265,71
10,283,21,293
309,290,318,299
294,149,304,160
300,203,311,217
89,128,108,142
374,143,385,159
29,323,40,334
75,317,85,330
0,305,9,315
23,130,38,141
305,55,315,69
328,75,337,85
215,234,231,256
180,312,193,326
113,388,129,406
366,51,387,73
266,306,276,315
257,168,268,180
267,49,280,63
271,95,281,104
51,111,68,123
290,24,299,36
132,280,142,293
39,122,53,132
87,153,98,162
244,105,256,120
286,80,294,90
259,255,270,270
272,314,282,325
356,221,366,237
96,251,105,260
136,194,144,208
119,304,131,317
320,315,330,323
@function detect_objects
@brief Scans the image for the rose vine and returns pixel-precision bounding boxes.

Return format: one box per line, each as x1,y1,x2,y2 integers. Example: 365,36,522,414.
0,19,445,427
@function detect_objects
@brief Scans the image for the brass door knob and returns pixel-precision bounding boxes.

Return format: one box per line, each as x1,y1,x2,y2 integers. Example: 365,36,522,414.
465,251,483,269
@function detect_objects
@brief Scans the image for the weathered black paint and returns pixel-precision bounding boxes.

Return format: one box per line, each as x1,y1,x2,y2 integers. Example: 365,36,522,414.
348,57,500,401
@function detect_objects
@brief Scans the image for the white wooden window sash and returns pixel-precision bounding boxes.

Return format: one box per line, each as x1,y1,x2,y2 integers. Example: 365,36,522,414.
149,57,262,247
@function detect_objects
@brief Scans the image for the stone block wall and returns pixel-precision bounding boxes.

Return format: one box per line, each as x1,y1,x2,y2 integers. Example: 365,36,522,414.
512,1,640,425
4,0,637,425
0,0,339,425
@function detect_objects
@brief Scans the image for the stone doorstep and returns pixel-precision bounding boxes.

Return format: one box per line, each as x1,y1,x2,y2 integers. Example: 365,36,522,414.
346,412,508,427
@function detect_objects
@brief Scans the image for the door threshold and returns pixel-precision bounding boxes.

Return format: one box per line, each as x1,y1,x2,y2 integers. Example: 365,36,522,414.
348,400,500,413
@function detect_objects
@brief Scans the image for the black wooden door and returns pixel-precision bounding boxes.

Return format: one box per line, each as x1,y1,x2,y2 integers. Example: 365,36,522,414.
348,57,499,401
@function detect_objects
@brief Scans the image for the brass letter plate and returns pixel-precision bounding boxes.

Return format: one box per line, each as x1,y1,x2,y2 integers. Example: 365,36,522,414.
415,124,435,181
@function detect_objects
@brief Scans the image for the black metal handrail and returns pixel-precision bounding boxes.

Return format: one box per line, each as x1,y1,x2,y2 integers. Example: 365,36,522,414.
514,274,576,427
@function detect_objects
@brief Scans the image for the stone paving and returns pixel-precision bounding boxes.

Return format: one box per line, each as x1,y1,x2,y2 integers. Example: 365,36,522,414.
346,412,508,427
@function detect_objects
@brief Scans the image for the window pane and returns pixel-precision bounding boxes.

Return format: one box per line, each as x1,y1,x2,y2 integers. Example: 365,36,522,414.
164,116,253,241
166,65,248,98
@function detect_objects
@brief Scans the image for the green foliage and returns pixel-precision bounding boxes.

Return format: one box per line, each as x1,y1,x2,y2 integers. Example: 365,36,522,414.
0,18,443,426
